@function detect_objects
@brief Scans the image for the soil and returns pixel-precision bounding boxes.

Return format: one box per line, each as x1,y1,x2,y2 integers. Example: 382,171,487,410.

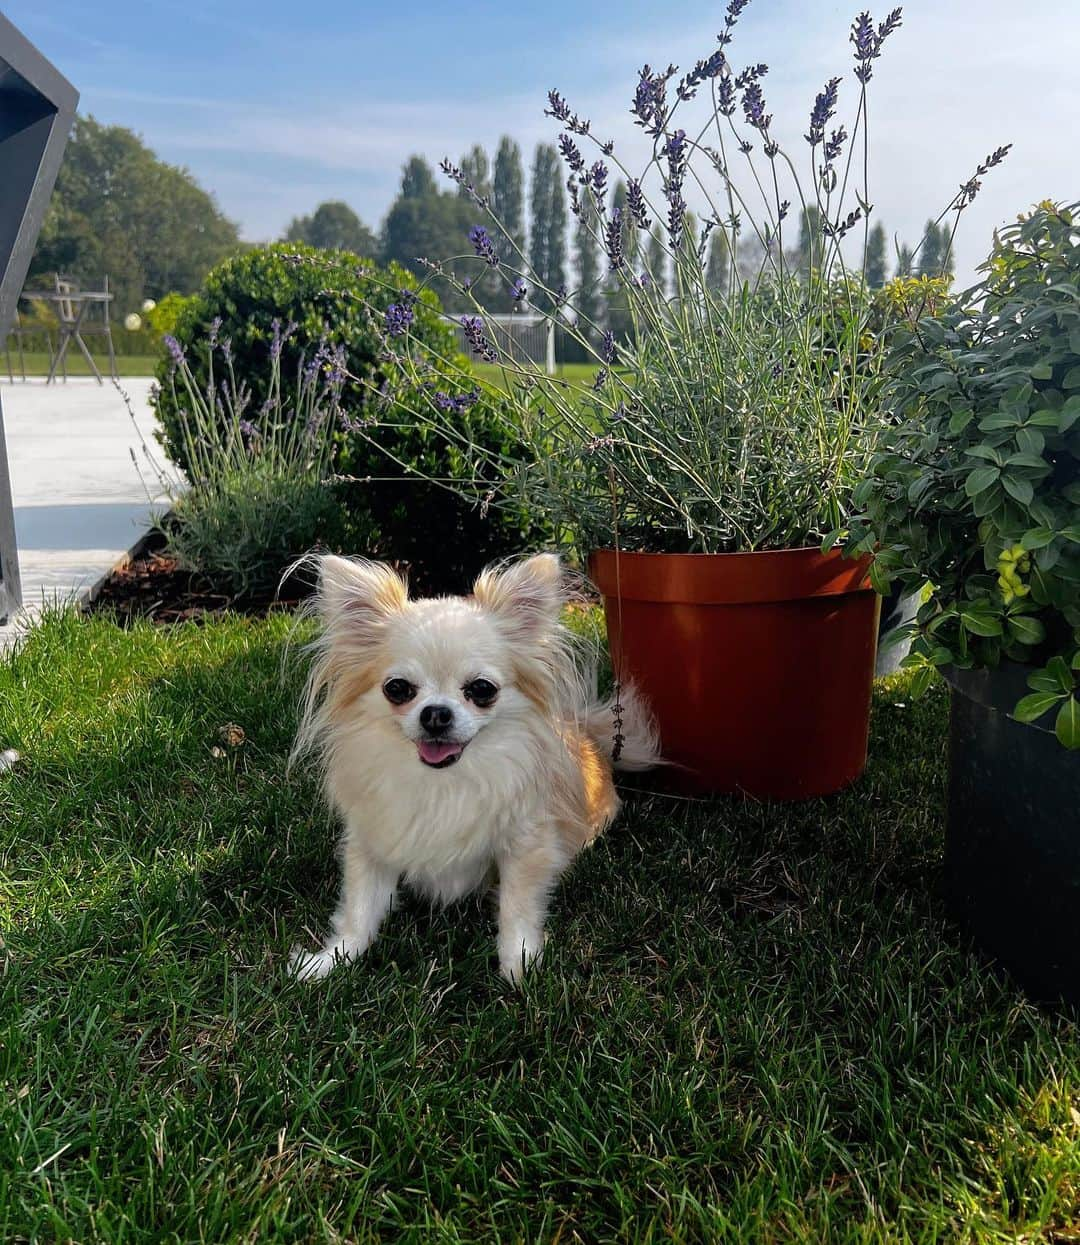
85,532,307,625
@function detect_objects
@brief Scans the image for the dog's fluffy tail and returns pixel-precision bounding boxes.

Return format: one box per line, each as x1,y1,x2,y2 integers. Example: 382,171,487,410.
586,682,662,772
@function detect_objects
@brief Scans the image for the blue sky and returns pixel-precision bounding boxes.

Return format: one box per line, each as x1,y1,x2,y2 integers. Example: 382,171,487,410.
7,0,1078,286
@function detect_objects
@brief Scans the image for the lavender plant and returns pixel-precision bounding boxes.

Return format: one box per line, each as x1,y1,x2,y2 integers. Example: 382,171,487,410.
343,3,1007,556
154,322,348,599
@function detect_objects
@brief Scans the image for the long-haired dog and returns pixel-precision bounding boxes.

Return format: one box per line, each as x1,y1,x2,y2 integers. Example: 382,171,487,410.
289,552,659,984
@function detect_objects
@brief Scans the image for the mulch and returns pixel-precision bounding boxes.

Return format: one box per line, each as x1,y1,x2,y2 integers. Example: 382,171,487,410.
85,532,304,625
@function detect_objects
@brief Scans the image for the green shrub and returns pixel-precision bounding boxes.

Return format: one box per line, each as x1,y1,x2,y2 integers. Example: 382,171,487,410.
848,201,1080,746
159,334,346,600
153,243,545,593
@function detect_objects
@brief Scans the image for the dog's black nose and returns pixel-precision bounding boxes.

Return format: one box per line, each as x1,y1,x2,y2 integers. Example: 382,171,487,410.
420,703,454,734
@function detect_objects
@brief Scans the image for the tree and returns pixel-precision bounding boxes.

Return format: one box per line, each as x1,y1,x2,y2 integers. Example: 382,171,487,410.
285,200,378,257
30,115,239,313
896,243,915,277
381,155,476,309
457,145,491,203
706,227,731,295
573,195,602,344
918,219,944,277
492,137,526,266
646,229,668,299
797,205,822,275
529,144,566,311
865,222,888,288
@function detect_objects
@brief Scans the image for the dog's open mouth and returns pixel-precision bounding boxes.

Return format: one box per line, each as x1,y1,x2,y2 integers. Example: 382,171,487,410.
416,739,467,769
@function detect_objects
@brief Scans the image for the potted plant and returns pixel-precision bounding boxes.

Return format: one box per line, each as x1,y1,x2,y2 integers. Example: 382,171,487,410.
848,201,1080,1001
338,2,1005,799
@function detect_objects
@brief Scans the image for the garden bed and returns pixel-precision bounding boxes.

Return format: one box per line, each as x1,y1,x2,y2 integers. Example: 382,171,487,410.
2,611,1079,1240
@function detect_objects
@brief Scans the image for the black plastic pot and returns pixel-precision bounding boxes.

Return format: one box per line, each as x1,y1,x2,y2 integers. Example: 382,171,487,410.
945,663,1080,1005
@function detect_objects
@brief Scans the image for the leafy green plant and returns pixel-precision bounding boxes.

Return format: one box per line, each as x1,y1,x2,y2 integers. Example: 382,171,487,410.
848,202,1080,747
155,329,346,600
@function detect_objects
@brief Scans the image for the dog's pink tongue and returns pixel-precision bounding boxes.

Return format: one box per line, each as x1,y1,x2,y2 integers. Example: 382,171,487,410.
417,739,463,765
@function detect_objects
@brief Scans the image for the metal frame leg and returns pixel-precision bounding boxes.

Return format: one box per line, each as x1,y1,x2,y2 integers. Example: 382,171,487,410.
0,391,21,623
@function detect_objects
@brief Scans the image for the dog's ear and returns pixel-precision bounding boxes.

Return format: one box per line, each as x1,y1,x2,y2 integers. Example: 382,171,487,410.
316,555,407,643
473,553,563,642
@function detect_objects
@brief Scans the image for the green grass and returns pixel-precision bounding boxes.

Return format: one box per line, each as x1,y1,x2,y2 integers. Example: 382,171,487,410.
473,362,601,391
4,352,158,378
2,611,1079,1242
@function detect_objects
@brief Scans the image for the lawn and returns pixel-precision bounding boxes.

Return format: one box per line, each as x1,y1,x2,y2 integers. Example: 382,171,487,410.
2,611,1079,1241
4,351,159,378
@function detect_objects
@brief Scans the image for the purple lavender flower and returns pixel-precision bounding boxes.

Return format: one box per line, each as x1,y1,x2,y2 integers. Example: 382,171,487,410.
734,63,768,89
469,225,500,267
510,278,528,303
558,133,584,173
604,208,625,270
208,316,222,349
823,126,847,165
667,190,687,250
678,49,727,100
220,337,233,366
385,302,414,337
588,161,609,196
433,387,481,415
823,207,863,239
718,0,752,46
631,64,676,137
778,200,791,222
956,145,1012,209
741,80,771,132
601,139,615,156
626,179,651,230
592,368,609,391
738,139,753,155
662,129,689,179
545,89,590,135
269,318,283,360
461,315,498,363
238,418,256,445
163,334,185,370
806,77,841,146
602,330,616,364
717,75,736,117
852,7,903,83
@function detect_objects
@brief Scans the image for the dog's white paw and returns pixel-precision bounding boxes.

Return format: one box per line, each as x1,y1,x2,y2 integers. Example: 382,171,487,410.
289,944,348,982
498,934,545,986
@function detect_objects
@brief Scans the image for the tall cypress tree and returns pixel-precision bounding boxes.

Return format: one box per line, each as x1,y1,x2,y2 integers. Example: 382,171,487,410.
896,243,914,278
647,229,668,299
706,227,731,295
492,137,526,265
797,205,822,275
918,219,943,276
865,222,888,288
529,144,566,311
400,155,438,200
574,194,602,343
457,145,491,203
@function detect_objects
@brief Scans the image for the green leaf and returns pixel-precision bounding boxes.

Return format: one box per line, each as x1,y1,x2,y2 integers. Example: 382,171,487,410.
869,560,890,595
1047,655,1074,692
1016,426,1045,455
965,445,1002,463
978,413,1021,431
1013,691,1063,724
1028,670,1064,693
1006,452,1050,470
909,666,934,699
1020,527,1056,551
948,408,974,434
960,608,1003,638
1006,614,1046,646
1056,697,1080,748
1062,365,1080,390
1060,526,1080,544
1029,360,1054,380
965,466,1000,497
1073,651,1080,671
1001,475,1034,505
1028,409,1062,427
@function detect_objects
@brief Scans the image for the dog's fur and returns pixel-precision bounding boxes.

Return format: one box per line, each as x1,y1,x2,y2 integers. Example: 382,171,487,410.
289,552,659,984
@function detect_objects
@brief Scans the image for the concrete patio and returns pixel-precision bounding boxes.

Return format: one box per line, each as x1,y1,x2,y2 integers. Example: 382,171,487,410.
0,377,168,648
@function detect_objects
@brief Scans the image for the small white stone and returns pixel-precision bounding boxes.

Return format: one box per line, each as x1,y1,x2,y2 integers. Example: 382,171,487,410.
0,749,20,772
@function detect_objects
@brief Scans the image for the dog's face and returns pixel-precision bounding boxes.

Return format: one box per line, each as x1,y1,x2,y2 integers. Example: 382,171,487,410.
313,553,565,773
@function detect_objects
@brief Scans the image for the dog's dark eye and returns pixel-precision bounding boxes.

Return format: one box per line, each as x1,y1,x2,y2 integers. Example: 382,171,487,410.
383,678,416,705
463,678,498,707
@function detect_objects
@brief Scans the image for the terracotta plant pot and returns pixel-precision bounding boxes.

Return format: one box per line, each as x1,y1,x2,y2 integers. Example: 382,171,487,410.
589,547,879,800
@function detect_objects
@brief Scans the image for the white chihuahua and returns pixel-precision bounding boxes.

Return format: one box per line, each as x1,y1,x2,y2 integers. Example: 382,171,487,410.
289,552,658,984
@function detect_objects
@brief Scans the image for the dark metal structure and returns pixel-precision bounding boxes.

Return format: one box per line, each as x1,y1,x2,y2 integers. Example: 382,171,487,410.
0,14,78,621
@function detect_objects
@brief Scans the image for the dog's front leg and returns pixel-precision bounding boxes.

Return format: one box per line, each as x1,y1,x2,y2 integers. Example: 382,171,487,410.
291,837,398,982
496,829,568,985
